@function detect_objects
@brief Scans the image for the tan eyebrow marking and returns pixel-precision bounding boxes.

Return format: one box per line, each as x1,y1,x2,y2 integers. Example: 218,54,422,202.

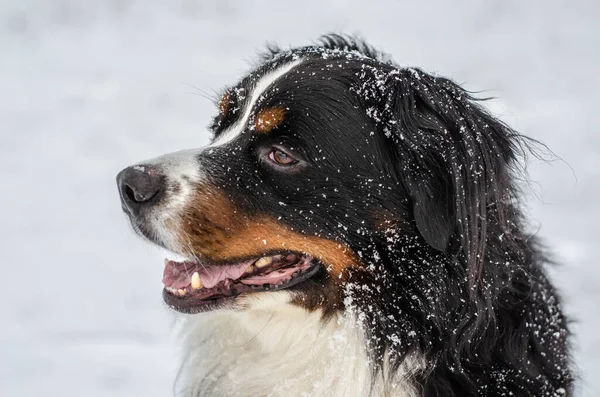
219,91,230,116
210,59,301,147
255,107,286,133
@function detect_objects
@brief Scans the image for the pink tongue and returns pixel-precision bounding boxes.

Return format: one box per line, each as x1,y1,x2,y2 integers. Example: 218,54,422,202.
162,260,253,289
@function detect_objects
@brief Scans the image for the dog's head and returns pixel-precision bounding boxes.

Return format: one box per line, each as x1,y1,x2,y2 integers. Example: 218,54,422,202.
117,35,522,317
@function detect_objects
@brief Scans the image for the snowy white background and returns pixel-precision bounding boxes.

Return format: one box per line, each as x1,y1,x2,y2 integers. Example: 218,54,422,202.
1,0,598,396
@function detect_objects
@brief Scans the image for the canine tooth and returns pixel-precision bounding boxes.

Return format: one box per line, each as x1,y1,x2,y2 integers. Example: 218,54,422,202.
178,288,187,296
255,257,273,268
191,272,202,289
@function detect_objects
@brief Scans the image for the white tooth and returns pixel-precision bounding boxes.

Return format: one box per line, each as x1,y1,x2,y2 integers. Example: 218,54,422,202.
245,265,254,273
164,258,169,266
178,288,187,296
255,256,273,268
191,272,202,290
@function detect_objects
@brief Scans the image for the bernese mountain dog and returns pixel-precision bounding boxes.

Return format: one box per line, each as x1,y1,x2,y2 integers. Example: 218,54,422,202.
116,35,573,396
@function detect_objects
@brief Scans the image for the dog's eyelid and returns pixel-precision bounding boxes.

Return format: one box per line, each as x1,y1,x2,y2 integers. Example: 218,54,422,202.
271,143,305,160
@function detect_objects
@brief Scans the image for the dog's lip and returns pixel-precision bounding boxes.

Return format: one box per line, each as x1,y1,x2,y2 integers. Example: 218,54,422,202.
162,290,237,314
161,253,321,314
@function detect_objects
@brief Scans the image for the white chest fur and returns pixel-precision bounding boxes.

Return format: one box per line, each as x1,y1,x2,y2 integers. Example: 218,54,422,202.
174,292,423,397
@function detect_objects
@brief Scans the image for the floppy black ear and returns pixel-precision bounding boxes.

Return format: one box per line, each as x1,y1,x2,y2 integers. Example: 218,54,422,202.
405,163,454,253
367,67,519,285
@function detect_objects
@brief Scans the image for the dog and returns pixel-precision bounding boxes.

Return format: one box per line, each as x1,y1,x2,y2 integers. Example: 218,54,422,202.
116,35,573,396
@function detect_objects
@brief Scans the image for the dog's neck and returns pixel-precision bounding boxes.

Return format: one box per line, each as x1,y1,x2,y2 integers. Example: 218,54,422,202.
175,292,423,397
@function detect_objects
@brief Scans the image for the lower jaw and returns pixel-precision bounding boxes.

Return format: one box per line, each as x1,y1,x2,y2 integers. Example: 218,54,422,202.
162,263,322,314
162,290,237,313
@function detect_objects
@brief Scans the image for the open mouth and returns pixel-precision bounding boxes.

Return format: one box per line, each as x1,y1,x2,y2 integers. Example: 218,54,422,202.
162,253,321,313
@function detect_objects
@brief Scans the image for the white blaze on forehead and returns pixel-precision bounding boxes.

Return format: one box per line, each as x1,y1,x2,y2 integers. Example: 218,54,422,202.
210,59,303,147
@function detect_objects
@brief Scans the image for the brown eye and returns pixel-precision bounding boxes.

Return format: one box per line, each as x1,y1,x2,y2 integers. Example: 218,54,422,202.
269,149,298,166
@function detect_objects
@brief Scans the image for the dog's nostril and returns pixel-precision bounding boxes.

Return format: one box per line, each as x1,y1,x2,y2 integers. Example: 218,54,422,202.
124,184,140,203
124,182,158,203
117,166,164,213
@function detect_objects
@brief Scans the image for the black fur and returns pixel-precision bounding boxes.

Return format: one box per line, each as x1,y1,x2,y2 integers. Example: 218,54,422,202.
325,36,572,396
123,34,574,396
228,36,573,396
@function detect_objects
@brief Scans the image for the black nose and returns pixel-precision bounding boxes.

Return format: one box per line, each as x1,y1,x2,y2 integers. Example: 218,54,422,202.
117,165,164,215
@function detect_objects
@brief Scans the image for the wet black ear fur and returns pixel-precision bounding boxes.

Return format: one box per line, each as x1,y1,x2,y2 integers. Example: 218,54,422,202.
410,169,454,253
377,67,520,286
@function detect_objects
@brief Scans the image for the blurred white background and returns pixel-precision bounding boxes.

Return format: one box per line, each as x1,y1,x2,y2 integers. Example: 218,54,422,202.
1,0,598,396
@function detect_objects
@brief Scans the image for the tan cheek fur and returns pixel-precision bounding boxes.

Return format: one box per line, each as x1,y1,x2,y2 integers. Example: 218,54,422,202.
171,187,359,279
